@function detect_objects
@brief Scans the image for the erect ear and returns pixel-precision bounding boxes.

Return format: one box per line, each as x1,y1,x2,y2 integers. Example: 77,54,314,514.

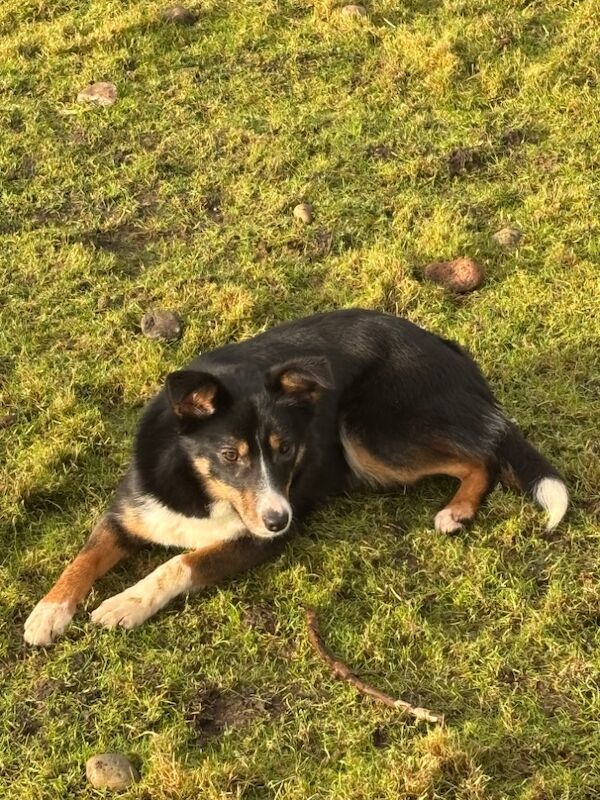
265,357,334,406
165,370,229,419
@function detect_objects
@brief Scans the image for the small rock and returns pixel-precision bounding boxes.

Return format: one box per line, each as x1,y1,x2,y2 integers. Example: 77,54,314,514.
341,4,367,17
423,257,484,293
293,203,313,224
85,753,139,791
162,5,197,24
77,82,118,107
141,309,183,341
0,414,17,429
492,226,521,248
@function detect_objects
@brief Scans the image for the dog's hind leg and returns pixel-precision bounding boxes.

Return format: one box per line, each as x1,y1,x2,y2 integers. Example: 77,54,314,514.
433,461,494,533
24,516,136,646
341,427,494,533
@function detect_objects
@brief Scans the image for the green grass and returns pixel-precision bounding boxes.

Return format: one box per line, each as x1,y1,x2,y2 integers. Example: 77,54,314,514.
1,0,600,796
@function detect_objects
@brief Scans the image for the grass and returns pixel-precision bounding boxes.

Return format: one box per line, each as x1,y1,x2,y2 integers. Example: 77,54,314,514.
1,0,600,796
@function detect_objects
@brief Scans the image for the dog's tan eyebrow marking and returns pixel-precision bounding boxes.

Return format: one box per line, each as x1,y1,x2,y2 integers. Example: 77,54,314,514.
235,440,249,457
268,432,282,450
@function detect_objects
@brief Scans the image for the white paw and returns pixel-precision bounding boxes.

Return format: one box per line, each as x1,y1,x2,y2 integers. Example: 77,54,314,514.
24,600,75,646
90,590,155,631
434,508,464,534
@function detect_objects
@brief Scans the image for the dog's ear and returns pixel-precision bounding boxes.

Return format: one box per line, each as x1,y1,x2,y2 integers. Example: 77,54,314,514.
265,357,334,406
166,370,229,419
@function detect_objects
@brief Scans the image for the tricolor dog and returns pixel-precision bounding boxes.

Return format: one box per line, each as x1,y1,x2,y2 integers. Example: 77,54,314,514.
24,309,568,646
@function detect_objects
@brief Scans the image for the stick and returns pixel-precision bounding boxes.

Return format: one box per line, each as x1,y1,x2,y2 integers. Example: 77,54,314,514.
305,607,444,725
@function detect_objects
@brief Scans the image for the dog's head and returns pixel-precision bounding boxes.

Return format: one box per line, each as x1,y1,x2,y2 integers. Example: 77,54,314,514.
165,357,333,538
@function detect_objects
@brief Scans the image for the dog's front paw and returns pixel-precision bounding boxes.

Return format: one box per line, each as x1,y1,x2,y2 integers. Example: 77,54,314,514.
434,508,465,534
24,600,75,646
90,591,155,631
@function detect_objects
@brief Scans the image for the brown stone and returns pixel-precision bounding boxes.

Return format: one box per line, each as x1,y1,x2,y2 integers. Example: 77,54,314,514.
423,257,484,293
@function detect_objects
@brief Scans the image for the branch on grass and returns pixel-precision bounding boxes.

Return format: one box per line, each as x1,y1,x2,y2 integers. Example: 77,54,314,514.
305,607,444,725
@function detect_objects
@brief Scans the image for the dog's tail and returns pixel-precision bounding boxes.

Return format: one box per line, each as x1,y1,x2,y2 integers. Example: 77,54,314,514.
497,422,568,530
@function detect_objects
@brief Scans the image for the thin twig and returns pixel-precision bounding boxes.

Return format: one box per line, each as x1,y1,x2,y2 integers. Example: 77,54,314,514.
305,607,444,725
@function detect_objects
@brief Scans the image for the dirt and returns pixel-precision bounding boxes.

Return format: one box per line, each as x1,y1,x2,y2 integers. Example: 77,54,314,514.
186,686,283,745
447,146,488,177
311,228,333,258
242,604,279,635
34,677,66,700
201,192,224,223
371,726,390,749
12,703,42,739
500,128,527,148
367,144,394,160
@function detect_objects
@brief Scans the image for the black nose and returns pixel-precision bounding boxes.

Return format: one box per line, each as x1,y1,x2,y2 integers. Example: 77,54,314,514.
262,509,290,533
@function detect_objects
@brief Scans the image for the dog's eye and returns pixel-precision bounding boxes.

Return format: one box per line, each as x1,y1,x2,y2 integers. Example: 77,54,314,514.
279,440,292,456
221,448,239,463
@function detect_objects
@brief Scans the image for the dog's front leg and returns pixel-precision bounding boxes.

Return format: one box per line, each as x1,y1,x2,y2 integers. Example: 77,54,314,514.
24,516,134,646
91,534,286,631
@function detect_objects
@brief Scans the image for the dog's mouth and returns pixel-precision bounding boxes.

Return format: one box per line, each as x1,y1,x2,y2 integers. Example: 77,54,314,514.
197,461,293,538
232,489,293,539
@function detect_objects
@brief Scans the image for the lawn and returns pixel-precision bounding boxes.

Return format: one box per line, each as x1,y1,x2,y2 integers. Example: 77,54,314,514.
1,0,600,796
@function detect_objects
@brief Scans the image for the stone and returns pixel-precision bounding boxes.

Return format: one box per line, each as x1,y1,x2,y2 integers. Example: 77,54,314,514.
423,257,484,293
141,309,183,341
162,5,197,24
293,203,313,224
85,753,139,791
77,82,118,107
341,4,367,17
492,226,522,248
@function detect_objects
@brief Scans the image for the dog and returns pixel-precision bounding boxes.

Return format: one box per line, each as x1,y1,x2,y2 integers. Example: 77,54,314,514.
24,309,568,646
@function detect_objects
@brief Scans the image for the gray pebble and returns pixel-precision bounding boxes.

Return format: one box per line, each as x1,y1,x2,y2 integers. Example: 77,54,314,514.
85,753,139,791
77,82,118,107
341,4,367,17
162,5,197,24
293,203,313,224
141,309,183,341
492,226,522,248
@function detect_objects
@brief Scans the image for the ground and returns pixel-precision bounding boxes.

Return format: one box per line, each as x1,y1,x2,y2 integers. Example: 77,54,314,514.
1,0,600,797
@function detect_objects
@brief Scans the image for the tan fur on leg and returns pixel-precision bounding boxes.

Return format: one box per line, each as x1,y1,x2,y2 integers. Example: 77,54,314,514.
24,517,129,646
434,463,491,533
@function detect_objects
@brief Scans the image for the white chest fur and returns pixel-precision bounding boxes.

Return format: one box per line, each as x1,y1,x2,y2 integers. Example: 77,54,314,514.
123,498,247,550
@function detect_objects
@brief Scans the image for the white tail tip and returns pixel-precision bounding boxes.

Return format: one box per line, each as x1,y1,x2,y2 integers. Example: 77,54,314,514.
534,477,569,530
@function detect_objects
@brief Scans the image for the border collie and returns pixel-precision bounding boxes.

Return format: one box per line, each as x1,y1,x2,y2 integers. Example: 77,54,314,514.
24,309,568,646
